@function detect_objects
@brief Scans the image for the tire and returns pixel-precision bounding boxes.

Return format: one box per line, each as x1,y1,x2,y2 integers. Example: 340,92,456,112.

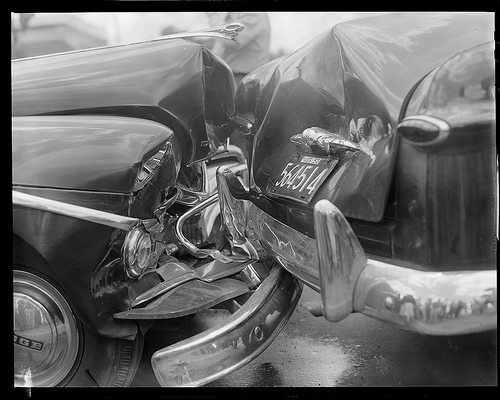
14,268,144,387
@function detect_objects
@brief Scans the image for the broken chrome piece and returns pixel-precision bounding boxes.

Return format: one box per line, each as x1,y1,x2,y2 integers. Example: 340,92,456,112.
314,199,367,322
156,259,193,282
171,145,249,262
131,274,193,309
177,144,247,209
290,127,372,158
228,239,260,261
199,147,245,242
12,190,139,231
174,193,232,263
216,166,248,245
150,265,302,386
130,257,254,308
176,187,210,207
154,186,181,219
116,278,250,320
164,243,180,256
216,166,263,261
240,263,271,289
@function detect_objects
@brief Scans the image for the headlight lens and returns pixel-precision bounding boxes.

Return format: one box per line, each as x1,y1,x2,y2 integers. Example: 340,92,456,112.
122,226,153,279
133,142,171,192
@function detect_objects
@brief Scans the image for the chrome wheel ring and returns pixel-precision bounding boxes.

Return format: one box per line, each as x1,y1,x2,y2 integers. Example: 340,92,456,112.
14,270,80,387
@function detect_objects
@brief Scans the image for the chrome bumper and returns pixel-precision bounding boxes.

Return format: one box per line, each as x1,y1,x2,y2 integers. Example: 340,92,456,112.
216,167,497,336
151,265,302,386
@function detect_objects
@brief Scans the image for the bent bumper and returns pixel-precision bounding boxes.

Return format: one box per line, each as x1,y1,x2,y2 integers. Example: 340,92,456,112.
151,265,302,386
217,167,497,336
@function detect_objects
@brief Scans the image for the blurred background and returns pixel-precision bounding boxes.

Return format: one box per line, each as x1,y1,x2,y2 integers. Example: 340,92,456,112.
11,12,383,60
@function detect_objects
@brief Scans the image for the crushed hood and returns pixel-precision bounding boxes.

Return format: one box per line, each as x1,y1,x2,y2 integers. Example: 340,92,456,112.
12,37,236,164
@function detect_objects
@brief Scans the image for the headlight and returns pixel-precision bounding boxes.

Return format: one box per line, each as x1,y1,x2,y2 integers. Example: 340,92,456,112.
133,142,171,192
122,226,153,279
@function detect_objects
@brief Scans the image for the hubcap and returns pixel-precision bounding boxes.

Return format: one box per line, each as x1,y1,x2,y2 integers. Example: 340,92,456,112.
14,270,79,387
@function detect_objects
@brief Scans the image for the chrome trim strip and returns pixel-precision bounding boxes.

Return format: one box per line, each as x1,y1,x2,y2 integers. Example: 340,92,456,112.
150,265,302,386
216,170,497,335
12,190,140,231
173,193,232,263
12,23,245,62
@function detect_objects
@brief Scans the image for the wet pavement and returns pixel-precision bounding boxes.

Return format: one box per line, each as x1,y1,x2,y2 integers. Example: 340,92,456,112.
131,284,497,387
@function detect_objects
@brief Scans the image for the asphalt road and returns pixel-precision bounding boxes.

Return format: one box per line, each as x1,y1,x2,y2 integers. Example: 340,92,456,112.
131,284,497,388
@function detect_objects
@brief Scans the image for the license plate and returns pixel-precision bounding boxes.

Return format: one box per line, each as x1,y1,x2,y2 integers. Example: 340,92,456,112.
269,153,338,203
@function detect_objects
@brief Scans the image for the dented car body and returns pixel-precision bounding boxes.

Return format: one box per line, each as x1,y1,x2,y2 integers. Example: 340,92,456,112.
13,24,302,387
218,12,496,334
12,12,496,388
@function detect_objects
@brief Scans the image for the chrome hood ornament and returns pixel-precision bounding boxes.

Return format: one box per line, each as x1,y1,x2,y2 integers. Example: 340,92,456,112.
290,127,373,158
160,23,245,42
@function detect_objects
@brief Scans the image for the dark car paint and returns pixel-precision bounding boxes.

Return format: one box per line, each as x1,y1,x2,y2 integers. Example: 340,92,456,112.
392,42,496,270
11,38,236,165
12,115,179,193
13,178,175,337
12,206,145,337
234,13,495,270
12,39,236,337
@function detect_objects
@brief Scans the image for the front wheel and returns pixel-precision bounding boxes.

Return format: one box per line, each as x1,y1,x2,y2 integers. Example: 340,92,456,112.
14,269,143,387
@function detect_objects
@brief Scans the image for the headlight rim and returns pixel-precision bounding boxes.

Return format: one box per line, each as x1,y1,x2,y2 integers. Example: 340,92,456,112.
122,225,153,279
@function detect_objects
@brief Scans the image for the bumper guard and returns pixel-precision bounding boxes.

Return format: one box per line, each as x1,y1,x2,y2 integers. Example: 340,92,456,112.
216,167,497,336
151,265,302,386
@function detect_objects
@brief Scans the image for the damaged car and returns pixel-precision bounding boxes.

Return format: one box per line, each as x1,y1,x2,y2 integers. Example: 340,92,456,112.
217,12,496,335
13,23,302,387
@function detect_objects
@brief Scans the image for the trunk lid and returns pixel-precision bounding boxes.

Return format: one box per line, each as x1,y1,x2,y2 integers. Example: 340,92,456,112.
246,13,493,222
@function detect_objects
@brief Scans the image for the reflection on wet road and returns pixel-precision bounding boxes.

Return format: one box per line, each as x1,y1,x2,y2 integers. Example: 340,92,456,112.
132,285,497,387
207,332,355,387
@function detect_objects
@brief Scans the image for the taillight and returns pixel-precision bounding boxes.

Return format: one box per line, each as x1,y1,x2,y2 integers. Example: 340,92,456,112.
397,115,450,146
